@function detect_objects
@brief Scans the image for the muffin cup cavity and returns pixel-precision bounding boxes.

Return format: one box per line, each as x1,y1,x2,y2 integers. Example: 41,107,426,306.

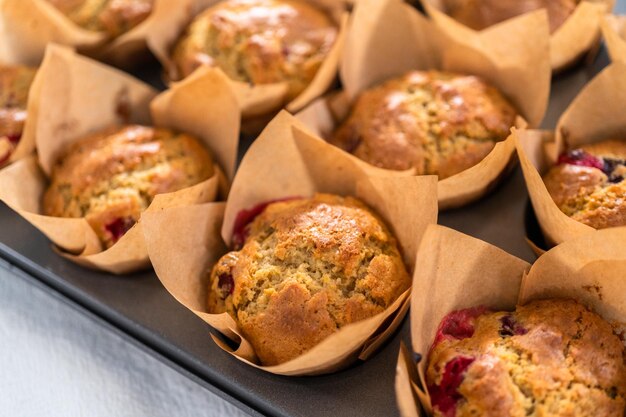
147,0,348,132
421,0,615,72
141,111,438,375
0,0,193,68
396,224,626,416
0,45,239,274
296,0,550,209
516,62,626,249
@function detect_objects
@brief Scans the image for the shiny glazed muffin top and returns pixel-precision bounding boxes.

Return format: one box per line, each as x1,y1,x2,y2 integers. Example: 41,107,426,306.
426,299,626,417
444,0,580,34
331,71,517,178
43,125,214,248
208,194,411,365
543,139,626,229
0,65,37,166
171,0,337,100
46,0,154,37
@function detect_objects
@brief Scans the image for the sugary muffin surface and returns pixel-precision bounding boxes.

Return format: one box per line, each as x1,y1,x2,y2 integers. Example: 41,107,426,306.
171,0,337,100
208,194,411,365
330,71,517,178
43,125,214,248
46,0,154,37
444,0,580,33
0,65,37,167
543,139,626,229
426,299,626,417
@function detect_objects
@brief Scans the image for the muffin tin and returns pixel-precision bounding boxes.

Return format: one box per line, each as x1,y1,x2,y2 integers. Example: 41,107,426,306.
0,3,622,416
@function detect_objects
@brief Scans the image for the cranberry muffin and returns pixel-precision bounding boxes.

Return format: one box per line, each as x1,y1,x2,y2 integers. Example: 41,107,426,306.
330,71,517,178
426,299,626,417
543,139,626,229
43,125,214,248
46,0,154,38
208,194,410,365
443,0,580,34
171,0,338,100
0,65,37,168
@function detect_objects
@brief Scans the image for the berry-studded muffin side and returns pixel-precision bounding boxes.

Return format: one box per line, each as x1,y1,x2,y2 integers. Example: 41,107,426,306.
543,139,626,229
426,299,626,417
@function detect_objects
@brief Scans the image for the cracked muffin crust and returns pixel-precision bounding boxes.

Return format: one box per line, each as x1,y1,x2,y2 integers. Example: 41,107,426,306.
543,139,626,229
43,125,214,249
330,71,517,179
171,0,338,100
442,0,580,34
426,299,626,417
0,65,36,168
208,194,411,365
46,0,154,38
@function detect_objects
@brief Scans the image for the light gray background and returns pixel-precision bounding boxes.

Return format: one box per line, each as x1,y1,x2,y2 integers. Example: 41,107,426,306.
0,260,250,417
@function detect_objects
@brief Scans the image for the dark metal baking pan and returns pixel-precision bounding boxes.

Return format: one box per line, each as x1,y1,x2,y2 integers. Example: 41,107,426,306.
0,3,622,415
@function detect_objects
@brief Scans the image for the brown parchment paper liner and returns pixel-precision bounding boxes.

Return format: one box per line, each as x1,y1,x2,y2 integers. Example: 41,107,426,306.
148,0,348,123
296,0,549,209
141,110,438,375
602,14,626,64
0,45,239,274
420,0,614,72
395,224,626,416
0,0,197,67
516,62,626,248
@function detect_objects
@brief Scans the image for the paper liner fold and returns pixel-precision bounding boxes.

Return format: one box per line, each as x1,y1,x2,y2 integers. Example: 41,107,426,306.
142,110,438,375
297,0,549,209
602,15,626,64
396,224,626,416
148,0,348,125
421,0,614,72
0,45,238,274
517,62,626,248
0,0,196,68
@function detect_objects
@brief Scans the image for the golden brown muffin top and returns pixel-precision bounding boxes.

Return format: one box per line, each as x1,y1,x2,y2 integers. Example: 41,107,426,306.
426,299,626,417
208,194,411,365
46,0,153,37
444,0,580,34
543,139,626,229
43,125,214,248
0,65,37,166
330,71,517,178
171,0,337,100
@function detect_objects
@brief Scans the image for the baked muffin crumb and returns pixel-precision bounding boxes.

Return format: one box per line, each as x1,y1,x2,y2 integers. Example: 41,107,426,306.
46,0,153,37
171,0,337,101
427,299,626,417
444,0,580,33
331,71,517,178
208,194,411,365
544,139,626,229
43,125,215,248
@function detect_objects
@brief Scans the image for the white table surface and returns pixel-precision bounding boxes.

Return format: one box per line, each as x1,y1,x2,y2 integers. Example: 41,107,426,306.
0,260,251,417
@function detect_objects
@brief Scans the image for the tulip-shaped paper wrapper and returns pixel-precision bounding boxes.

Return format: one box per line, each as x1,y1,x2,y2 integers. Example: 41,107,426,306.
0,45,239,274
296,0,551,209
0,0,200,68
516,62,626,249
148,0,348,126
396,224,626,416
141,111,438,375
420,0,614,72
